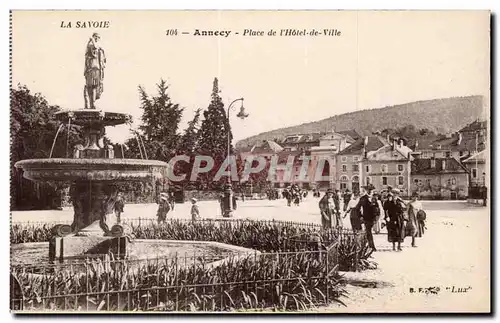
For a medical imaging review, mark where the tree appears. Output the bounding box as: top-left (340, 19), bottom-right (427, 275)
top-left (173, 108), bottom-right (202, 187)
top-left (11, 85), bottom-right (80, 210)
top-left (125, 79), bottom-right (184, 161)
top-left (177, 108), bottom-right (202, 155)
top-left (196, 78), bottom-right (234, 188)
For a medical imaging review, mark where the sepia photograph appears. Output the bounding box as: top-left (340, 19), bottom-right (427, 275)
top-left (9, 10), bottom-right (490, 313)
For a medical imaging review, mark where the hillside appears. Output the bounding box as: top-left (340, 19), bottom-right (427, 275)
top-left (236, 95), bottom-right (486, 148)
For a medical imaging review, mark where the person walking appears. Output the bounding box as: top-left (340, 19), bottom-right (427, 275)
top-left (343, 191), bottom-right (361, 232)
top-left (383, 190), bottom-right (405, 251)
top-left (343, 189), bottom-right (352, 212)
top-left (372, 191), bottom-right (384, 234)
top-left (319, 189), bottom-right (341, 229)
top-left (168, 191), bottom-right (175, 211)
top-left (355, 184), bottom-right (378, 251)
top-left (190, 198), bottom-right (200, 221)
top-left (409, 193), bottom-right (426, 238)
top-left (156, 192), bottom-right (170, 224)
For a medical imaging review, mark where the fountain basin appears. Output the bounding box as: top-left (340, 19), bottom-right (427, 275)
top-left (55, 110), bottom-right (132, 127)
top-left (15, 158), bottom-right (169, 182)
top-left (11, 240), bottom-right (256, 268)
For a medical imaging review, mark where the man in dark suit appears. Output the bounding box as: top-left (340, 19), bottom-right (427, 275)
top-left (355, 184), bottom-right (378, 251)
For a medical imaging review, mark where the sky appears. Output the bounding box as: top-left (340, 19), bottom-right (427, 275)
top-left (11, 10), bottom-right (490, 143)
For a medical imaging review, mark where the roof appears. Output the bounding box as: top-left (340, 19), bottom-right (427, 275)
top-left (250, 140), bottom-right (283, 154)
top-left (411, 158), bottom-right (469, 175)
top-left (459, 120), bottom-right (487, 133)
top-left (338, 136), bottom-right (386, 155)
top-left (416, 133), bottom-right (486, 152)
top-left (462, 150), bottom-right (486, 164)
top-left (297, 133), bottom-right (322, 144)
top-left (337, 130), bottom-right (361, 141)
top-left (277, 150), bottom-right (307, 165)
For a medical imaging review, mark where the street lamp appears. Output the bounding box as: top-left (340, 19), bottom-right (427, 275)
top-left (226, 98), bottom-right (247, 185)
top-left (223, 97), bottom-right (247, 218)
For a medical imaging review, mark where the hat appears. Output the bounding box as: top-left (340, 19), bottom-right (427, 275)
top-left (160, 196), bottom-right (168, 201)
top-left (345, 188), bottom-right (350, 192)
top-left (392, 188), bottom-right (401, 194)
top-left (191, 197), bottom-right (197, 202)
top-left (363, 184), bottom-right (375, 191)
top-left (326, 188), bottom-right (334, 194)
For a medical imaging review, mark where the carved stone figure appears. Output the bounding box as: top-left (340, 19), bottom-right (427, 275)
top-left (84, 33), bottom-right (106, 109)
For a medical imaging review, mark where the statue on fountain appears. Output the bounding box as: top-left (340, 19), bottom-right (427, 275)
top-left (84, 32), bottom-right (106, 109)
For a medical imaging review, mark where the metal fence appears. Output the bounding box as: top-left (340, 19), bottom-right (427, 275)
top-left (11, 217), bottom-right (323, 229)
top-left (11, 244), bottom-right (341, 312)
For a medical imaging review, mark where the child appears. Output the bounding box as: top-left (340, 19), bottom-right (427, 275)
top-left (191, 198), bottom-right (200, 221)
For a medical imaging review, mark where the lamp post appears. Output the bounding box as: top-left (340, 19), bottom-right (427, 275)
top-left (223, 97), bottom-right (248, 217)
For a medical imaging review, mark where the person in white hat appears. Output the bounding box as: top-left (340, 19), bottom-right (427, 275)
top-left (156, 192), bottom-right (170, 224)
top-left (190, 197), bottom-right (200, 221)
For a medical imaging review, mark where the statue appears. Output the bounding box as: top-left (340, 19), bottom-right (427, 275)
top-left (84, 33), bottom-right (106, 109)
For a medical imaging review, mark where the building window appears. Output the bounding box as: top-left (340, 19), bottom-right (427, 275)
top-left (451, 177), bottom-right (457, 185)
top-left (472, 168), bottom-right (478, 179)
top-left (398, 164), bottom-right (404, 172)
top-left (341, 156), bottom-right (347, 162)
top-left (340, 175), bottom-right (349, 182)
top-left (340, 182), bottom-right (347, 190)
top-left (342, 164), bottom-right (347, 172)
top-left (398, 176), bottom-right (404, 185)
top-left (353, 156), bottom-right (359, 162)
top-left (365, 165), bottom-right (371, 173)
top-left (381, 164), bottom-right (388, 173)
top-left (352, 175), bottom-right (359, 182)
top-left (414, 178), bottom-right (419, 184)
top-left (446, 151), bottom-right (451, 158)
top-left (382, 176), bottom-right (388, 185)
top-left (352, 164), bottom-right (359, 172)
top-left (366, 176), bottom-right (372, 185)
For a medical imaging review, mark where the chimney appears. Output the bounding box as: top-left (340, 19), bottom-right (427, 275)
top-left (386, 134), bottom-right (390, 143)
top-left (457, 132), bottom-right (463, 145)
top-left (399, 138), bottom-right (404, 148)
top-left (415, 140), bottom-right (419, 150)
top-left (442, 160), bottom-right (446, 170)
top-left (430, 158), bottom-right (436, 168)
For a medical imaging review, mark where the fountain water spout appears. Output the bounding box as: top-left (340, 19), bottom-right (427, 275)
top-left (49, 124), bottom-right (65, 158)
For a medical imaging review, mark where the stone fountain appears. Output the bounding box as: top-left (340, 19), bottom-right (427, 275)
top-left (13, 33), bottom-right (256, 268)
top-left (14, 33), bottom-right (169, 261)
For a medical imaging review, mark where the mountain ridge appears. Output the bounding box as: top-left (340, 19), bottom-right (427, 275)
top-left (236, 95), bottom-right (486, 148)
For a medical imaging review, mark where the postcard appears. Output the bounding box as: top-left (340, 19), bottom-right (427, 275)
top-left (10, 10), bottom-right (490, 313)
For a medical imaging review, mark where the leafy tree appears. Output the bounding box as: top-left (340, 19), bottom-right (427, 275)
top-left (196, 78), bottom-right (234, 188)
top-left (11, 85), bottom-right (80, 210)
top-left (125, 79), bottom-right (184, 161)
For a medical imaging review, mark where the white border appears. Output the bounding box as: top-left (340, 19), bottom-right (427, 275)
top-left (2, 1), bottom-right (497, 322)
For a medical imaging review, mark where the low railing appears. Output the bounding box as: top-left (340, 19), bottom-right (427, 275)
top-left (11, 245), bottom-right (343, 312)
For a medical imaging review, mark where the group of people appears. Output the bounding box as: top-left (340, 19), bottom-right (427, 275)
top-left (319, 185), bottom-right (427, 252)
top-left (283, 184), bottom-right (305, 207)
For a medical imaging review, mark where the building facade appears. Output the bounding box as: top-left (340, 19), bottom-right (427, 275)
top-left (411, 157), bottom-right (470, 199)
top-left (362, 140), bottom-right (413, 196)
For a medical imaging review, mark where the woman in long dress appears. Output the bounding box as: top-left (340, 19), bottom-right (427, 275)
top-left (383, 192), bottom-right (405, 251)
top-left (409, 194), bottom-right (426, 237)
top-left (319, 189), bottom-right (341, 229)
top-left (343, 192), bottom-right (361, 232)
